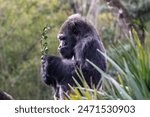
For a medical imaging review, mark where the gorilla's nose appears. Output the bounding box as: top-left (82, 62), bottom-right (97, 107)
top-left (58, 41), bottom-right (63, 51)
top-left (57, 34), bottom-right (65, 40)
top-left (58, 44), bottom-right (61, 50)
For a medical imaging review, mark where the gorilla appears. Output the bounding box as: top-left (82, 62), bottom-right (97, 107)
top-left (0, 90), bottom-right (13, 100)
top-left (41, 14), bottom-right (106, 99)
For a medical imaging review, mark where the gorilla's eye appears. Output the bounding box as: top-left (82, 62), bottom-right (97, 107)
top-left (57, 34), bottom-right (66, 40)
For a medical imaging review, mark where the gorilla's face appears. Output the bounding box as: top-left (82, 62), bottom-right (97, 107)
top-left (57, 33), bottom-right (76, 59)
top-left (57, 14), bottom-right (93, 59)
top-left (57, 21), bottom-right (78, 59)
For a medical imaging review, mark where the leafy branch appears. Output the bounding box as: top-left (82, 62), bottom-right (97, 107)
top-left (40, 25), bottom-right (54, 55)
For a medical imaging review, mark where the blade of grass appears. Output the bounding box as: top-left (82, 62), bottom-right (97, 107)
top-left (87, 59), bottom-right (132, 100)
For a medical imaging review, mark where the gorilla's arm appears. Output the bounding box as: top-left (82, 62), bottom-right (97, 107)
top-left (75, 37), bottom-right (106, 71)
top-left (41, 55), bottom-right (76, 86)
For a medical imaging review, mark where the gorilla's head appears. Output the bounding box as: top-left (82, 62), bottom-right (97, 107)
top-left (57, 14), bottom-right (94, 59)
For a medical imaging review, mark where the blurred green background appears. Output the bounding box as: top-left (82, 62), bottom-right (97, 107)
top-left (0, 0), bottom-right (150, 99)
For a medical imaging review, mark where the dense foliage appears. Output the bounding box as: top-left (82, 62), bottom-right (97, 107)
top-left (0, 0), bottom-right (71, 99)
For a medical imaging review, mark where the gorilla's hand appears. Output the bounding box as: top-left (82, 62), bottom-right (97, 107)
top-left (41, 55), bottom-right (62, 85)
top-left (41, 55), bottom-right (48, 83)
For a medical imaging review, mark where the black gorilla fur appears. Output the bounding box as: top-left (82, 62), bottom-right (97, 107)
top-left (0, 90), bottom-right (13, 100)
top-left (41, 14), bottom-right (106, 99)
